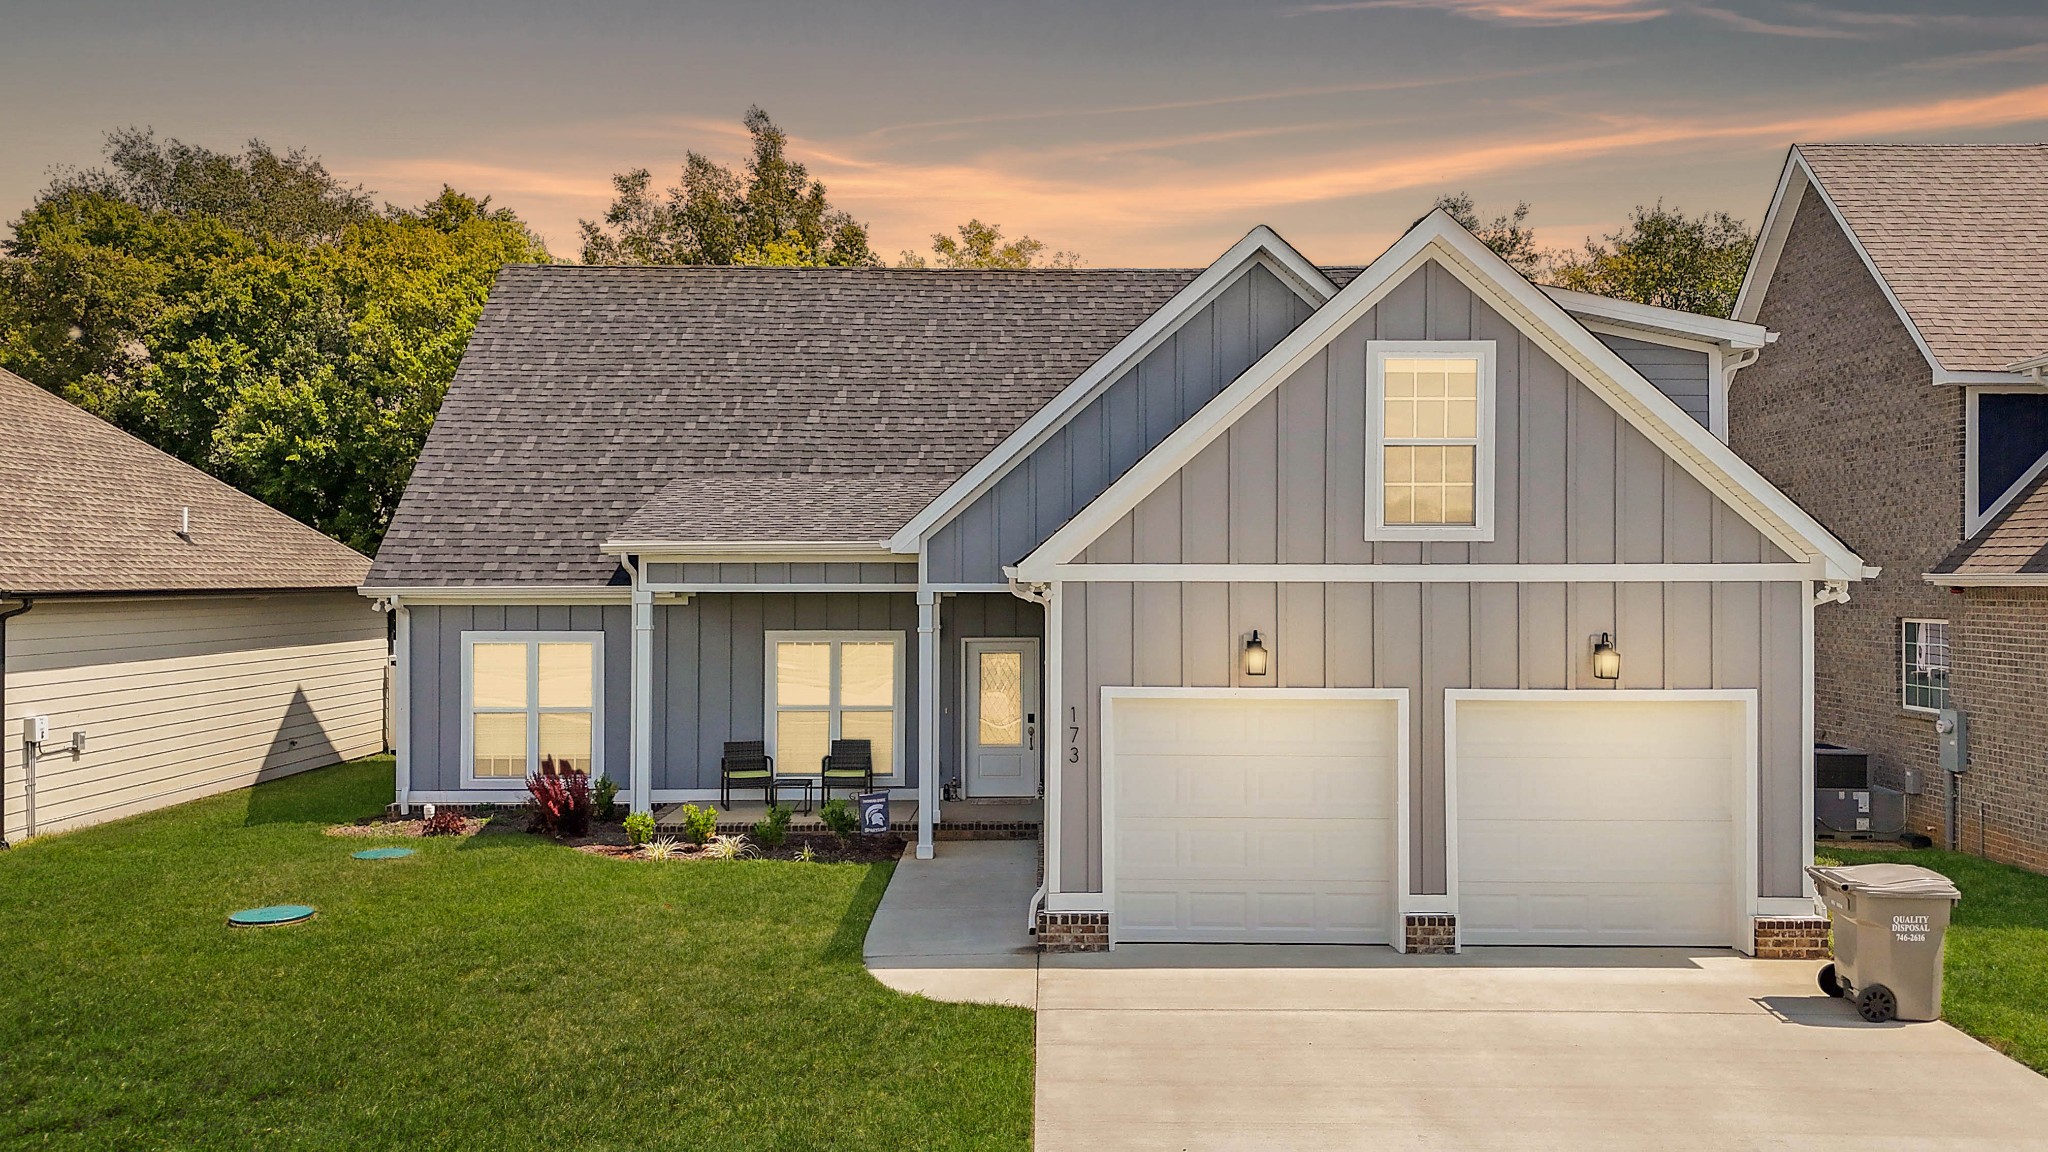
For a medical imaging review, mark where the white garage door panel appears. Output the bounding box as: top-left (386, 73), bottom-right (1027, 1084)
top-left (1456, 699), bottom-right (1744, 947)
top-left (1110, 696), bottom-right (1399, 945)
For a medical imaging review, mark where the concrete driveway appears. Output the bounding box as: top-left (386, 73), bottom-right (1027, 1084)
top-left (1038, 945), bottom-right (2048, 1151)
top-left (863, 847), bottom-right (2048, 1150)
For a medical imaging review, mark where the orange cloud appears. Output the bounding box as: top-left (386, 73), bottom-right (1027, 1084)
top-left (1292, 0), bottom-right (1668, 25)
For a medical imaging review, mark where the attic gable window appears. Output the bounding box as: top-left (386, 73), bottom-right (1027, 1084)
top-left (1366, 341), bottom-right (1496, 541)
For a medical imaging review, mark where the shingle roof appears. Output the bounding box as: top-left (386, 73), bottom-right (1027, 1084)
top-left (0, 369), bottom-right (371, 596)
top-left (1800, 144), bottom-right (2048, 372)
top-left (365, 266), bottom-right (1205, 588)
top-left (1933, 469), bottom-right (2048, 578)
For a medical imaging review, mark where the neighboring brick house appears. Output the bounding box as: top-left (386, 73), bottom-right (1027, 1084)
top-left (1730, 144), bottom-right (2048, 871)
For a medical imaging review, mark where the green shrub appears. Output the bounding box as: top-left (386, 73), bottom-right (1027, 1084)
top-left (754, 804), bottom-right (792, 849)
top-left (819, 797), bottom-right (859, 840)
top-left (622, 810), bottom-right (655, 846)
top-left (592, 774), bottom-right (620, 822)
top-left (678, 803), bottom-right (719, 846)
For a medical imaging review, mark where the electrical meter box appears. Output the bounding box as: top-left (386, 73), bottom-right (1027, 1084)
top-left (1937, 709), bottom-right (1968, 774)
top-left (22, 715), bottom-right (49, 745)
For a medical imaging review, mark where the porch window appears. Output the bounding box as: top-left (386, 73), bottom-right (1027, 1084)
top-left (463, 633), bottom-right (604, 786)
top-left (1902, 620), bottom-right (1951, 713)
top-left (767, 632), bottom-right (903, 777)
top-left (1367, 340), bottom-right (1496, 541)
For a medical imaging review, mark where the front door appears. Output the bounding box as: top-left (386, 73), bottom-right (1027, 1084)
top-left (964, 638), bottom-right (1041, 798)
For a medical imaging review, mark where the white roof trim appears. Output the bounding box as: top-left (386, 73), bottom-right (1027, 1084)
top-left (1015, 210), bottom-right (1871, 584)
top-left (1543, 285), bottom-right (1772, 350)
top-left (882, 225), bottom-right (1338, 554)
top-left (1924, 572), bottom-right (2048, 588)
top-left (1736, 147), bottom-right (1946, 377)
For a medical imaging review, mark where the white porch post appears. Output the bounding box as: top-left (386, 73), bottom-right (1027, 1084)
top-left (631, 584), bottom-right (655, 815)
top-left (917, 589), bottom-right (939, 859)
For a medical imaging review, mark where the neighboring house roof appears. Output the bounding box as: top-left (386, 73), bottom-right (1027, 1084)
top-left (1931, 468), bottom-right (2048, 584)
top-left (0, 368), bottom-right (371, 597)
top-left (366, 266), bottom-right (1206, 587)
top-left (1017, 210), bottom-right (1872, 584)
top-left (1738, 144), bottom-right (2048, 377)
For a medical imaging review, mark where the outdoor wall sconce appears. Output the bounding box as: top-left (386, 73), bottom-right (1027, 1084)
top-left (1244, 630), bottom-right (1270, 677)
top-left (1591, 632), bottom-right (1621, 681)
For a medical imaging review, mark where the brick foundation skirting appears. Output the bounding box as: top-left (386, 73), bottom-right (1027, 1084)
top-left (1038, 911), bottom-right (1110, 953)
top-left (1404, 913), bottom-right (1457, 954)
top-left (1753, 916), bottom-right (1832, 960)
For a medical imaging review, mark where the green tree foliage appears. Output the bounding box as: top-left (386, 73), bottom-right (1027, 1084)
top-left (580, 107), bottom-right (876, 267)
top-left (898, 219), bottom-right (1080, 270)
top-left (1432, 192), bottom-right (1540, 276)
top-left (1548, 203), bottom-right (1755, 319)
top-left (0, 132), bottom-right (550, 552)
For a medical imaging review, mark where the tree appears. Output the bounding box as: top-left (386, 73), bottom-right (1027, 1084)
top-left (898, 219), bottom-right (1080, 269)
top-left (0, 130), bottom-right (550, 552)
top-left (1547, 203), bottom-right (1755, 318)
top-left (1432, 192), bottom-right (1540, 276)
top-left (579, 107), bottom-right (876, 267)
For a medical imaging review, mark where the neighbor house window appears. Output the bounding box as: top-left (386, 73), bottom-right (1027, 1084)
top-left (1367, 340), bottom-right (1496, 541)
top-left (463, 633), bottom-right (603, 786)
top-left (766, 632), bottom-right (903, 777)
top-left (1902, 620), bottom-right (1951, 713)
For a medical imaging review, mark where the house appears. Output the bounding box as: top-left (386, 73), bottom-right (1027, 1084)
top-left (367, 211), bottom-right (1868, 954)
top-left (1731, 143), bottom-right (2048, 873)
top-left (0, 369), bottom-right (387, 843)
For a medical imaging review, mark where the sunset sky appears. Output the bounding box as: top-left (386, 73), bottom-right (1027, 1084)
top-left (6, 0), bottom-right (2048, 266)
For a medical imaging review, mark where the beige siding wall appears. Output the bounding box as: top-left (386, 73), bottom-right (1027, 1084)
top-left (1054, 258), bottom-right (1814, 901)
top-left (2, 591), bottom-right (385, 840)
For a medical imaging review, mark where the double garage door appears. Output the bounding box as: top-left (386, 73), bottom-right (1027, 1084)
top-left (1109, 692), bottom-right (1745, 947)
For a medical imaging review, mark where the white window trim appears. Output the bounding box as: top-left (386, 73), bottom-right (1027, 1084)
top-left (1366, 339), bottom-right (1497, 542)
top-left (1964, 384), bottom-right (2048, 537)
top-left (1900, 618), bottom-right (1951, 716)
top-left (460, 631), bottom-right (606, 790)
top-left (763, 630), bottom-right (908, 781)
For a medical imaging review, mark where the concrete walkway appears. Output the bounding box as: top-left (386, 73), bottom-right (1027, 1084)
top-left (861, 840), bottom-right (1038, 1008)
top-left (862, 856), bottom-right (2048, 1149)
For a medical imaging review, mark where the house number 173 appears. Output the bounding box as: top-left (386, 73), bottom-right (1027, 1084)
top-left (1066, 706), bottom-right (1081, 763)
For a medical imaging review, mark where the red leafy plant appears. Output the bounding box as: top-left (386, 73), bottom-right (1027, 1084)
top-left (526, 757), bottom-right (591, 838)
top-left (420, 807), bottom-right (468, 837)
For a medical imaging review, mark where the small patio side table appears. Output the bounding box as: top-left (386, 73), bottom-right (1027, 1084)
top-left (771, 776), bottom-right (815, 815)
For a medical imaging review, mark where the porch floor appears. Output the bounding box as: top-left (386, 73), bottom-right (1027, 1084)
top-left (654, 796), bottom-right (1040, 837)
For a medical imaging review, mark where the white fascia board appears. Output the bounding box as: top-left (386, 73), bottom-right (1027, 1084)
top-left (1739, 149), bottom-right (1947, 381)
top-left (1924, 571), bottom-right (2048, 588)
top-left (882, 226), bottom-right (1338, 555)
top-left (600, 540), bottom-right (891, 558)
top-left (1015, 211), bottom-right (1871, 584)
top-left (2004, 352), bottom-right (2048, 375)
top-left (1544, 286), bottom-right (1771, 350)
top-left (361, 585), bottom-right (633, 604)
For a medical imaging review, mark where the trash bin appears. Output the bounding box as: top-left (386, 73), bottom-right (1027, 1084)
top-left (1806, 863), bottom-right (1961, 1023)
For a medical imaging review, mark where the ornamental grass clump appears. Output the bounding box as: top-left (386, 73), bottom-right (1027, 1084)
top-left (642, 837), bottom-right (685, 860)
top-left (701, 834), bottom-right (759, 861)
top-left (525, 759), bottom-right (591, 838)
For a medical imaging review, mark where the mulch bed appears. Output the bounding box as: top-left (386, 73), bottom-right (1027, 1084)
top-left (324, 816), bottom-right (497, 839)
top-left (575, 831), bottom-right (906, 864)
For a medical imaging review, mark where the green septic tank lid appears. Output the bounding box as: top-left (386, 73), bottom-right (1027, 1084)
top-left (351, 847), bottom-right (415, 860)
top-left (228, 904), bottom-right (317, 927)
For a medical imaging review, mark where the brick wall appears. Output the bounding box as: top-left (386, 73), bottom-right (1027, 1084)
top-left (1952, 588), bottom-right (2048, 871)
top-left (1753, 916), bottom-right (1831, 960)
top-left (1729, 186), bottom-right (1960, 841)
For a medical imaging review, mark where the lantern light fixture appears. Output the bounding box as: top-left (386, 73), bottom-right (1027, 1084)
top-left (1591, 632), bottom-right (1621, 681)
top-left (1244, 630), bottom-right (1270, 677)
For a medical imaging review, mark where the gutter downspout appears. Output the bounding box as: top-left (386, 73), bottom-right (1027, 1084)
top-left (0, 594), bottom-right (34, 849)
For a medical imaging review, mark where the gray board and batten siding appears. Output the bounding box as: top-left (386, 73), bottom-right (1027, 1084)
top-left (1054, 259), bottom-right (1806, 899)
top-left (406, 592), bottom-right (1040, 793)
top-left (926, 263), bottom-right (1317, 585)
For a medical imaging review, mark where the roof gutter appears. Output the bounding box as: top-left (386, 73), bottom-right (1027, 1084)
top-left (1923, 572), bottom-right (2048, 588)
top-left (0, 593), bottom-right (34, 848)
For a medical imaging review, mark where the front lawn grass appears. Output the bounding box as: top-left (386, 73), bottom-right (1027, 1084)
top-left (0, 757), bottom-right (1033, 1150)
top-left (1818, 844), bottom-right (2048, 1074)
